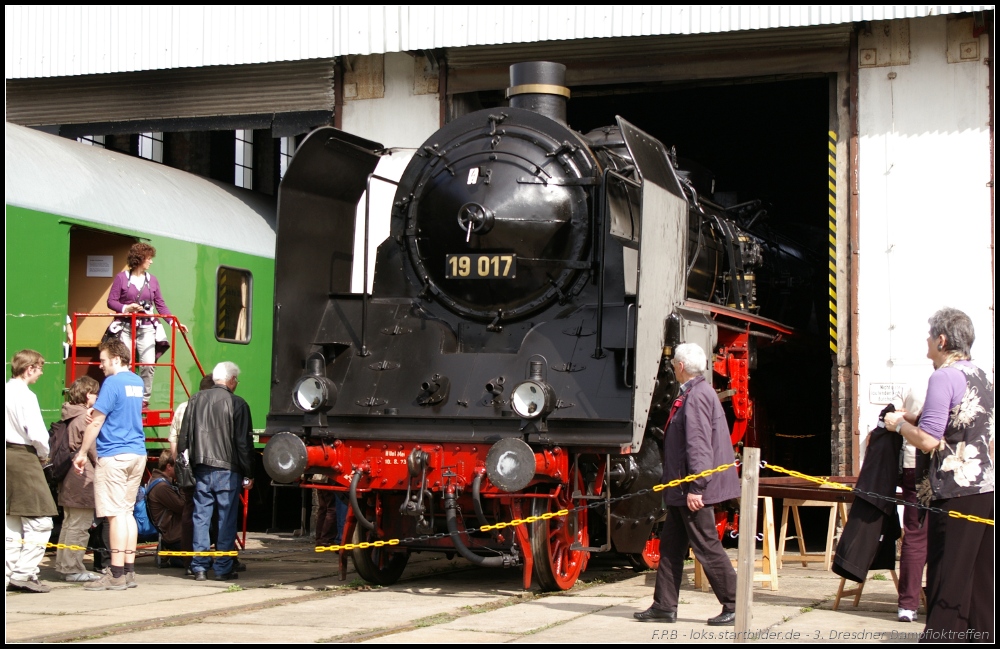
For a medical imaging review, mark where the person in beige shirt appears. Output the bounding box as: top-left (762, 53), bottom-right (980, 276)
top-left (5, 349), bottom-right (58, 593)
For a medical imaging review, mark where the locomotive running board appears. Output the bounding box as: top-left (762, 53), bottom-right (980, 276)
top-left (616, 117), bottom-right (689, 454)
top-left (683, 298), bottom-right (795, 337)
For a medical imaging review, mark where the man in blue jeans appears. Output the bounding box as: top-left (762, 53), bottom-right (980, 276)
top-left (178, 362), bottom-right (254, 581)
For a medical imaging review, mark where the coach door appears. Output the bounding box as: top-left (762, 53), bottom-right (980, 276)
top-left (65, 226), bottom-right (136, 385)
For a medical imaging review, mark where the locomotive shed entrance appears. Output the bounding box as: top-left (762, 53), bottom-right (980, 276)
top-left (568, 77), bottom-right (834, 477)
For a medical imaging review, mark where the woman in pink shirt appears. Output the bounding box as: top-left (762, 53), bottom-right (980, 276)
top-left (107, 242), bottom-right (187, 406)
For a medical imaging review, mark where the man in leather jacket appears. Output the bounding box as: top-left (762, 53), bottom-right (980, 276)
top-left (178, 361), bottom-right (254, 581)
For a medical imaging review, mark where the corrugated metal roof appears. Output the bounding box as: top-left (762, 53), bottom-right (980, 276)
top-left (5, 5), bottom-right (993, 79)
top-left (4, 123), bottom-right (276, 258)
top-left (6, 58), bottom-right (335, 127)
top-left (445, 23), bottom-right (854, 93)
top-left (446, 22), bottom-right (854, 67)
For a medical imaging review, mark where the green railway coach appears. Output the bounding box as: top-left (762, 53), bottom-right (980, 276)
top-left (4, 122), bottom-right (276, 460)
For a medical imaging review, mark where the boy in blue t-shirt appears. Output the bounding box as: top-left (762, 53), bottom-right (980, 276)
top-left (72, 339), bottom-right (147, 591)
top-left (92, 364), bottom-right (146, 457)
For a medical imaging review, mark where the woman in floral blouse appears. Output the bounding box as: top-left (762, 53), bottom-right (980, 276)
top-left (884, 308), bottom-right (993, 642)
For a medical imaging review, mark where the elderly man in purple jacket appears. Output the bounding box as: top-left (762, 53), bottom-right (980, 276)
top-left (634, 342), bottom-right (741, 627)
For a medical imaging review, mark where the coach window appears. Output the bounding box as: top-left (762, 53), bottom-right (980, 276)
top-left (235, 129), bottom-right (253, 189)
top-left (279, 136), bottom-right (297, 180)
top-left (77, 135), bottom-right (106, 148)
top-left (216, 267), bottom-right (252, 344)
top-left (138, 132), bottom-right (164, 163)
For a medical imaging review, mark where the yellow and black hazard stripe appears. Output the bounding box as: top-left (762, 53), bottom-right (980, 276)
top-left (217, 267), bottom-right (227, 339)
top-left (827, 131), bottom-right (837, 354)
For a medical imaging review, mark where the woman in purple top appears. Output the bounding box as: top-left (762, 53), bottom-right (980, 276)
top-left (107, 242), bottom-right (188, 406)
top-left (883, 307), bottom-right (993, 643)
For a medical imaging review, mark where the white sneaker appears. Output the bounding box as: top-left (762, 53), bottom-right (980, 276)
top-left (64, 572), bottom-right (102, 582)
top-left (898, 608), bottom-right (917, 623)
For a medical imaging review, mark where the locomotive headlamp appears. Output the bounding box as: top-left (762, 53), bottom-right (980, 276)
top-left (293, 376), bottom-right (336, 412)
top-left (292, 353), bottom-right (337, 412)
top-left (511, 381), bottom-right (554, 419)
top-left (510, 361), bottom-right (556, 420)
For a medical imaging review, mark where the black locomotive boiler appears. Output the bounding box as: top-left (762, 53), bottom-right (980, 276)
top-left (262, 61), bottom-right (812, 590)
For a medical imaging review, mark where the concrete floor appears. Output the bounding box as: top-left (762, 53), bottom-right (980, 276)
top-left (5, 533), bottom-right (928, 644)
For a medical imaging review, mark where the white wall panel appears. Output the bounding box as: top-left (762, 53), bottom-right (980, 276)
top-left (350, 151), bottom-right (415, 295)
top-left (340, 51), bottom-right (435, 294)
top-left (856, 14), bottom-right (993, 462)
top-left (368, 6), bottom-right (384, 57)
top-left (341, 52), bottom-right (438, 149)
top-left (5, 5), bottom-right (993, 79)
top-left (397, 5), bottom-right (411, 53)
top-left (384, 6), bottom-right (401, 53)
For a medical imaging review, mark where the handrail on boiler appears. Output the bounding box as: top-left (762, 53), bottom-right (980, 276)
top-left (360, 173), bottom-right (399, 357)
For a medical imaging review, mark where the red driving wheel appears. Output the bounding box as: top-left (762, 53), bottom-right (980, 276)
top-left (530, 466), bottom-right (589, 591)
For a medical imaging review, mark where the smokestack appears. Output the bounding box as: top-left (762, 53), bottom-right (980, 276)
top-left (507, 61), bottom-right (570, 124)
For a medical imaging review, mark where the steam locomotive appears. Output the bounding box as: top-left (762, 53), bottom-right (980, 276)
top-left (262, 62), bottom-right (813, 590)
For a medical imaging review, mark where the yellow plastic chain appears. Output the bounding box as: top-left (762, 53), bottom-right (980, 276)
top-left (313, 462), bottom-right (739, 552)
top-left (157, 550), bottom-right (240, 557)
top-left (766, 462), bottom-right (994, 526)
top-left (3, 539), bottom-right (245, 557)
top-left (651, 462), bottom-right (737, 492)
top-left (314, 539), bottom-right (401, 553)
top-left (946, 511), bottom-right (995, 526)
top-left (19, 460), bottom-right (991, 559)
top-left (763, 462), bottom-right (853, 491)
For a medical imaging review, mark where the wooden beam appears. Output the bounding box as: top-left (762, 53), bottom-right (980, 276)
top-left (735, 447), bottom-right (760, 641)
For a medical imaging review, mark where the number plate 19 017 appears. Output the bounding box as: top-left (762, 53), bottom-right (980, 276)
top-left (445, 254), bottom-right (516, 279)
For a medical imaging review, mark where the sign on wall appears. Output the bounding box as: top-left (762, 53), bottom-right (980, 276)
top-left (86, 255), bottom-right (114, 277)
top-left (869, 383), bottom-right (908, 405)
